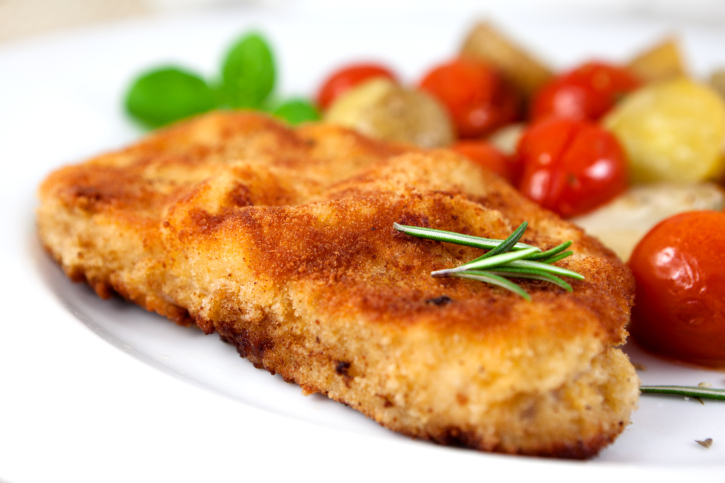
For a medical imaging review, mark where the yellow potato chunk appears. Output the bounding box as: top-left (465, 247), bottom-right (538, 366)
top-left (603, 78), bottom-right (725, 183)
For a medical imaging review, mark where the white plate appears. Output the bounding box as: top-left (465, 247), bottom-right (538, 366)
top-left (2, 3), bottom-right (724, 482)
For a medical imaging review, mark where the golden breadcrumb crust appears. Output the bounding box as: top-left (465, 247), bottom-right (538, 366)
top-left (37, 111), bottom-right (639, 458)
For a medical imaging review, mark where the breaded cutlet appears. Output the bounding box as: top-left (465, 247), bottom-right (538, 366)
top-left (37, 111), bottom-right (639, 458)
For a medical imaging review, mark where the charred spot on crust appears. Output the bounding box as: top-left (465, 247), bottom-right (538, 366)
top-left (376, 393), bottom-right (394, 408)
top-left (228, 182), bottom-right (254, 207)
top-left (335, 360), bottom-right (352, 377)
top-left (433, 427), bottom-right (481, 449)
top-left (426, 295), bottom-right (453, 306)
top-left (220, 327), bottom-right (275, 365)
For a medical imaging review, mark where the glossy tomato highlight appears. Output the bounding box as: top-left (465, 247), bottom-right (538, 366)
top-left (419, 58), bottom-right (520, 138)
top-left (531, 61), bottom-right (640, 122)
top-left (316, 63), bottom-right (397, 110)
top-left (516, 117), bottom-right (628, 218)
top-left (629, 211), bottom-right (725, 367)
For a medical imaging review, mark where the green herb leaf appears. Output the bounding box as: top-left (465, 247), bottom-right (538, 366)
top-left (221, 32), bottom-right (276, 108)
top-left (640, 385), bottom-right (725, 401)
top-left (273, 99), bottom-right (321, 125)
top-left (125, 66), bottom-right (216, 128)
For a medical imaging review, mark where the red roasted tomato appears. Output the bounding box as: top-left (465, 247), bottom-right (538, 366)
top-left (628, 211), bottom-right (725, 367)
top-left (316, 62), bottom-right (397, 110)
top-left (418, 57), bottom-right (520, 138)
top-left (531, 61), bottom-right (641, 121)
top-left (451, 140), bottom-right (518, 183)
top-left (516, 117), bottom-right (628, 218)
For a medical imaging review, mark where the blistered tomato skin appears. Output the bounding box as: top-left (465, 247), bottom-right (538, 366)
top-left (516, 117), bottom-right (628, 218)
top-left (629, 211), bottom-right (725, 368)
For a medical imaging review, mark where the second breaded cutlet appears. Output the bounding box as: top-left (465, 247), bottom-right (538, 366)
top-left (37, 111), bottom-right (639, 458)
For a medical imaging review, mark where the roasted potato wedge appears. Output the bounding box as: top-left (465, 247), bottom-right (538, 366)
top-left (460, 21), bottom-right (553, 98)
top-left (709, 69), bottom-right (725, 100)
top-left (324, 78), bottom-right (454, 148)
top-left (626, 37), bottom-right (687, 83)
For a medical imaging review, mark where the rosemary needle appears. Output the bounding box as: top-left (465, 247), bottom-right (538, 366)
top-left (447, 270), bottom-right (532, 301)
top-left (640, 385), bottom-right (725, 401)
top-left (523, 241), bottom-right (573, 261)
top-left (539, 250), bottom-right (575, 265)
top-left (392, 223), bottom-right (537, 251)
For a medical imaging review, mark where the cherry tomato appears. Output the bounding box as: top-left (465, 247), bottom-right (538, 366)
top-left (418, 58), bottom-right (520, 138)
top-left (451, 140), bottom-right (518, 183)
top-left (628, 211), bottom-right (725, 367)
top-left (531, 61), bottom-right (641, 122)
top-left (316, 63), bottom-right (397, 110)
top-left (516, 117), bottom-right (628, 218)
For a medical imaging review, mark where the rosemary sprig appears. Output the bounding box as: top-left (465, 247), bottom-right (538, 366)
top-left (394, 221), bottom-right (584, 299)
top-left (640, 385), bottom-right (725, 401)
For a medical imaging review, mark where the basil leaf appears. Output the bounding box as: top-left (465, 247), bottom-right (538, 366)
top-left (273, 99), bottom-right (320, 125)
top-left (125, 66), bottom-right (216, 128)
top-left (221, 32), bottom-right (276, 108)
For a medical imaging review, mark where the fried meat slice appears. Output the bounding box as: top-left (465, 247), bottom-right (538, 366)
top-left (37, 111), bottom-right (639, 458)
